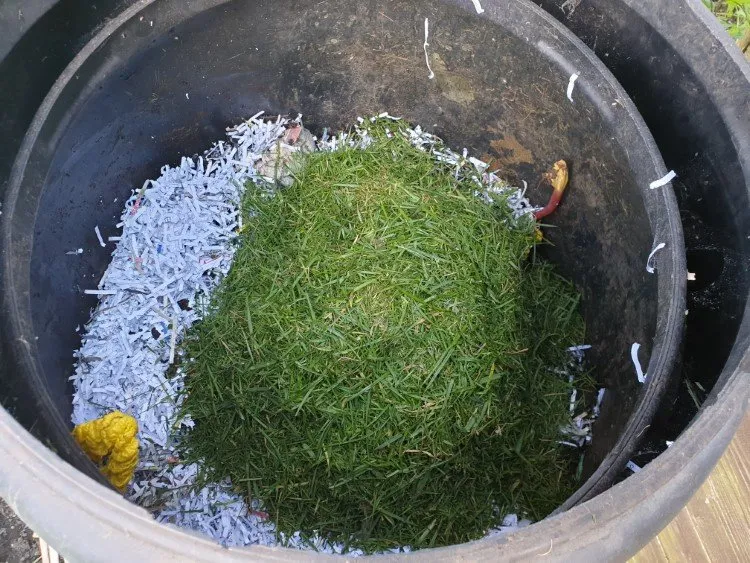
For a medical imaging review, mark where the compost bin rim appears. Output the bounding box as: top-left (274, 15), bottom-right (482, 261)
top-left (0, 0), bottom-right (692, 558)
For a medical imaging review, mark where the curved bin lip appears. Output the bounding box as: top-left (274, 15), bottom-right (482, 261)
top-left (0, 0), bottom-right (712, 560)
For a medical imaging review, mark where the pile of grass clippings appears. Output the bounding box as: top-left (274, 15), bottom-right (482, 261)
top-left (178, 120), bottom-right (586, 552)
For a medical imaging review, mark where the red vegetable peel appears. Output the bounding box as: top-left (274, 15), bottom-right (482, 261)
top-left (534, 160), bottom-right (569, 220)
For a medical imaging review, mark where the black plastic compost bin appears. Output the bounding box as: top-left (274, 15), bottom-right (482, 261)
top-left (0, 0), bottom-right (742, 560)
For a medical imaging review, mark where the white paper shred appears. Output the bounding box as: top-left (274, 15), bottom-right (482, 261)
top-left (626, 460), bottom-right (642, 473)
top-left (69, 113), bottom-right (568, 553)
top-left (566, 73), bottom-right (579, 102)
top-left (94, 225), bottom-right (106, 248)
top-left (593, 388), bottom-right (605, 417)
top-left (84, 289), bottom-right (117, 296)
top-left (423, 18), bottom-right (435, 80)
top-left (631, 342), bottom-right (647, 384)
top-left (646, 242), bottom-right (666, 274)
top-left (470, 0), bottom-right (485, 14)
top-left (168, 318), bottom-right (177, 364)
top-left (649, 170), bottom-right (677, 190)
top-left (569, 388), bottom-right (577, 415)
top-left (486, 512), bottom-right (532, 538)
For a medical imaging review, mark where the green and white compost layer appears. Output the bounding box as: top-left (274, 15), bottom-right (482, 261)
top-left (71, 114), bottom-right (598, 555)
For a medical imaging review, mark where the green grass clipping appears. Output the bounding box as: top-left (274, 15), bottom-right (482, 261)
top-left (178, 121), bottom-right (587, 552)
